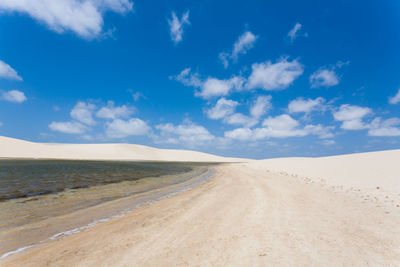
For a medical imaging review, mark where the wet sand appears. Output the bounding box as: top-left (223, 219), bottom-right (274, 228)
top-left (0, 166), bottom-right (213, 258)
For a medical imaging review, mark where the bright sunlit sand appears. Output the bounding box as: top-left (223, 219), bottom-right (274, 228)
top-left (0, 137), bottom-right (399, 266)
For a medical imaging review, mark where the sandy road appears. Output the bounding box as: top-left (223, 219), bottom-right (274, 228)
top-left (2, 162), bottom-right (400, 266)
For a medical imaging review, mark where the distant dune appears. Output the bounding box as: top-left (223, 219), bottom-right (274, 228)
top-left (251, 149), bottom-right (400, 192)
top-left (0, 136), bottom-right (246, 162)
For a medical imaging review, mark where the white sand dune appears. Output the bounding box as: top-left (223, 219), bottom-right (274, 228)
top-left (251, 149), bottom-right (400, 192)
top-left (1, 136), bottom-right (400, 266)
top-left (0, 136), bottom-right (245, 162)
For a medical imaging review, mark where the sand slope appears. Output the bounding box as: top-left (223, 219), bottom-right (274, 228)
top-left (251, 149), bottom-right (400, 191)
top-left (0, 136), bottom-right (245, 162)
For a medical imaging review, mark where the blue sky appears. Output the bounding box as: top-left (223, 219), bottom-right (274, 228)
top-left (0, 0), bottom-right (399, 159)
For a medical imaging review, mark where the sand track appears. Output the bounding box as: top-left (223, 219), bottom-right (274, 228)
top-left (2, 163), bottom-right (399, 266)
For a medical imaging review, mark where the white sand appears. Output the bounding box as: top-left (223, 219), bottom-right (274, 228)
top-left (0, 136), bottom-right (245, 162)
top-left (1, 136), bottom-right (400, 266)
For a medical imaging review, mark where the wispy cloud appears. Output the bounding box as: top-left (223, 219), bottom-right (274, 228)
top-left (0, 60), bottom-right (22, 81)
top-left (49, 121), bottom-right (88, 134)
top-left (168, 11), bottom-right (190, 44)
top-left (287, 22), bottom-right (306, 42)
top-left (389, 89), bottom-right (400, 104)
top-left (0, 0), bottom-right (133, 39)
top-left (219, 31), bottom-right (258, 68)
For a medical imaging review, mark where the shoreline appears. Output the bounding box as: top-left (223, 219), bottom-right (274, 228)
top-left (0, 166), bottom-right (215, 259)
top-left (2, 162), bottom-right (399, 266)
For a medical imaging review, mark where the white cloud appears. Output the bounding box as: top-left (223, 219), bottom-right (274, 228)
top-left (333, 104), bottom-right (372, 130)
top-left (218, 53), bottom-right (230, 69)
top-left (105, 118), bottom-right (150, 138)
top-left (0, 0), bottom-right (133, 39)
top-left (1, 90), bottom-right (27, 103)
top-left (287, 22), bottom-right (303, 42)
top-left (368, 117), bottom-right (400, 137)
top-left (288, 97), bottom-right (325, 114)
top-left (262, 114), bottom-right (298, 130)
top-left (70, 101), bottom-right (96, 125)
top-left (224, 127), bottom-right (253, 141)
top-left (224, 113), bottom-right (258, 127)
top-left (206, 98), bottom-right (238, 120)
top-left (155, 121), bottom-right (214, 145)
top-left (232, 31), bottom-right (258, 59)
top-left (389, 89), bottom-right (400, 104)
top-left (219, 31), bottom-right (258, 68)
top-left (171, 68), bottom-right (202, 87)
top-left (0, 122), bottom-right (3, 127)
top-left (49, 121), bottom-right (87, 134)
top-left (207, 97), bottom-right (268, 127)
top-left (173, 68), bottom-right (245, 99)
top-left (225, 114), bottom-right (334, 140)
top-left (250, 95), bottom-right (272, 118)
top-left (303, 124), bottom-right (334, 139)
top-left (96, 101), bottom-right (133, 119)
top-left (0, 60), bottom-right (22, 80)
top-left (168, 11), bottom-right (189, 44)
top-left (310, 69), bottom-right (339, 88)
top-left (173, 59), bottom-right (302, 98)
top-left (197, 76), bottom-right (245, 99)
top-left (321, 139), bottom-right (335, 146)
top-left (246, 58), bottom-right (304, 91)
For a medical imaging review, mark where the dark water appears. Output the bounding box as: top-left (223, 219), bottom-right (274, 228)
top-left (0, 159), bottom-right (216, 257)
top-left (0, 160), bottom-right (209, 201)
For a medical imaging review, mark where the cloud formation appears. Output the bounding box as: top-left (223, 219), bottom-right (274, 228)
top-left (155, 121), bottom-right (214, 145)
top-left (389, 89), bottom-right (400, 104)
top-left (310, 69), bottom-right (339, 88)
top-left (206, 95), bottom-right (271, 128)
top-left (96, 101), bottom-right (134, 119)
top-left (206, 98), bottom-right (238, 120)
top-left (1, 90), bottom-right (27, 103)
top-left (219, 31), bottom-right (258, 68)
top-left (172, 68), bottom-right (245, 99)
top-left (224, 114), bottom-right (333, 140)
top-left (246, 58), bottom-right (303, 91)
top-left (70, 101), bottom-right (96, 125)
top-left (288, 97), bottom-right (325, 114)
top-left (287, 22), bottom-right (304, 42)
top-left (49, 121), bottom-right (87, 134)
top-left (250, 95), bottom-right (272, 118)
top-left (333, 104), bottom-right (372, 130)
top-left (368, 118), bottom-right (400, 137)
top-left (105, 118), bottom-right (150, 138)
top-left (168, 11), bottom-right (190, 44)
top-left (0, 0), bottom-right (133, 39)
top-left (0, 60), bottom-right (22, 81)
